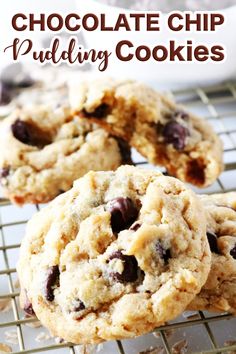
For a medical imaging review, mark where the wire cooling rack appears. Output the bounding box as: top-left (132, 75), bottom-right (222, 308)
top-left (1, 81), bottom-right (236, 354)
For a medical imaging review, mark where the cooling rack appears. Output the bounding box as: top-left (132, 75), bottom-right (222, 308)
top-left (0, 81), bottom-right (236, 354)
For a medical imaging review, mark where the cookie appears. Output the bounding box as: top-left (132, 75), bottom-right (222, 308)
top-left (18, 165), bottom-right (211, 343)
top-left (189, 192), bottom-right (236, 314)
top-left (0, 106), bottom-right (131, 205)
top-left (69, 77), bottom-right (223, 188)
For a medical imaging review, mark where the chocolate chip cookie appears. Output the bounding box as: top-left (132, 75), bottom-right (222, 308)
top-left (18, 165), bottom-right (211, 343)
top-left (189, 192), bottom-right (236, 314)
top-left (69, 77), bottom-right (223, 187)
top-left (0, 106), bottom-right (131, 205)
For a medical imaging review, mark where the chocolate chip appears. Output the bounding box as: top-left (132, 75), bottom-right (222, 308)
top-left (109, 251), bottom-right (138, 283)
top-left (207, 232), bottom-right (219, 254)
top-left (162, 121), bottom-right (189, 150)
top-left (0, 81), bottom-right (11, 105)
top-left (0, 167), bottom-right (10, 178)
top-left (107, 197), bottom-right (139, 233)
top-left (82, 103), bottom-right (110, 119)
top-left (230, 245), bottom-right (236, 259)
top-left (156, 241), bottom-right (171, 264)
top-left (11, 119), bottom-right (52, 148)
top-left (130, 223), bottom-right (141, 231)
top-left (44, 266), bottom-right (60, 302)
top-left (23, 290), bottom-right (35, 316)
top-left (187, 159), bottom-right (205, 185)
top-left (11, 119), bottom-right (31, 144)
top-left (24, 303), bottom-right (35, 316)
top-left (115, 138), bottom-right (133, 165)
top-left (163, 170), bottom-right (172, 177)
top-left (73, 300), bottom-right (85, 312)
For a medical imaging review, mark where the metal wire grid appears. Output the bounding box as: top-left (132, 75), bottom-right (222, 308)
top-left (0, 81), bottom-right (236, 354)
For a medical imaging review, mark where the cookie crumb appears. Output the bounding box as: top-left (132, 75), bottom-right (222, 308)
top-left (153, 331), bottom-right (160, 338)
top-left (14, 279), bottom-right (20, 290)
top-left (172, 340), bottom-right (188, 354)
top-left (0, 343), bottom-right (12, 353)
top-left (224, 340), bottom-right (236, 354)
top-left (54, 337), bottom-right (65, 344)
top-left (4, 330), bottom-right (18, 345)
top-left (75, 344), bottom-right (98, 354)
top-left (24, 316), bottom-right (42, 329)
top-left (0, 299), bottom-right (12, 313)
top-left (139, 346), bottom-right (165, 354)
top-left (35, 332), bottom-right (51, 343)
top-left (165, 328), bottom-right (175, 338)
top-left (182, 311), bottom-right (199, 320)
top-left (96, 344), bottom-right (103, 352)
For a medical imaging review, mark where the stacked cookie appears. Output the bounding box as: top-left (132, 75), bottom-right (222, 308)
top-left (17, 167), bottom-right (236, 344)
top-left (1, 74), bottom-right (235, 345)
top-left (18, 165), bottom-right (212, 343)
top-left (70, 77), bottom-right (223, 187)
top-left (190, 192), bottom-right (236, 314)
top-left (0, 75), bottom-right (131, 204)
top-left (0, 75), bottom-right (223, 204)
